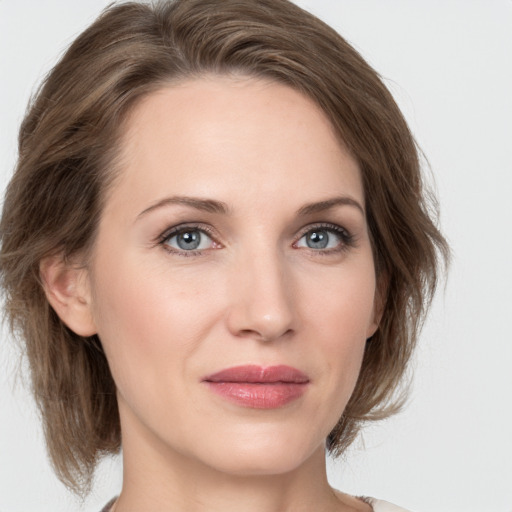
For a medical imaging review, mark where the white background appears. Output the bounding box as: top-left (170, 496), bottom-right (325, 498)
top-left (1, 1), bottom-right (511, 511)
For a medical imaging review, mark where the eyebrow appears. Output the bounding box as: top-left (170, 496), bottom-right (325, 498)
top-left (297, 196), bottom-right (365, 216)
top-left (137, 196), bottom-right (230, 219)
top-left (136, 194), bottom-right (364, 220)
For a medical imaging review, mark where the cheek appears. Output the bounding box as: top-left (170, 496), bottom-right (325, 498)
top-left (303, 256), bottom-right (376, 341)
top-left (302, 260), bottom-right (376, 402)
top-left (89, 253), bottom-right (220, 399)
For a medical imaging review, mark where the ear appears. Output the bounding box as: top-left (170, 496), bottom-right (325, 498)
top-left (366, 271), bottom-right (389, 339)
top-left (40, 254), bottom-right (97, 337)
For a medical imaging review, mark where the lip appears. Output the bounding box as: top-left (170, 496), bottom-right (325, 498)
top-left (202, 365), bottom-right (309, 409)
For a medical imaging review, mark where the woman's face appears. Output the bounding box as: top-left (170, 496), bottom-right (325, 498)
top-left (87, 76), bottom-right (379, 476)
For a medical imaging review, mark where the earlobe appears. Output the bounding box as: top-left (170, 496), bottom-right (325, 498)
top-left (366, 315), bottom-right (380, 340)
top-left (366, 299), bottom-right (383, 339)
top-left (39, 254), bottom-right (97, 337)
top-left (366, 272), bottom-right (389, 339)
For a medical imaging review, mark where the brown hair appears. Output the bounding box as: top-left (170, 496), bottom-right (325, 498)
top-left (0, 0), bottom-right (448, 494)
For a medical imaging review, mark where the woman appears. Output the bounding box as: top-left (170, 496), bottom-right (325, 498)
top-left (0, 1), bottom-right (447, 511)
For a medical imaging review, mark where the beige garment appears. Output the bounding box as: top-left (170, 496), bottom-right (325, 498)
top-left (368, 498), bottom-right (413, 512)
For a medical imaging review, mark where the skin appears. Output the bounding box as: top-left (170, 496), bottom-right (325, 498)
top-left (44, 76), bottom-right (377, 512)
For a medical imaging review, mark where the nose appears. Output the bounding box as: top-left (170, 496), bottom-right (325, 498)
top-left (225, 247), bottom-right (296, 342)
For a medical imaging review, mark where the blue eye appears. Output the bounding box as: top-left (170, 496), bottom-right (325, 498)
top-left (296, 226), bottom-right (349, 251)
top-left (164, 228), bottom-right (214, 252)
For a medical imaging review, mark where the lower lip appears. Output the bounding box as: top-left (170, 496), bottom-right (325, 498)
top-left (205, 382), bottom-right (308, 409)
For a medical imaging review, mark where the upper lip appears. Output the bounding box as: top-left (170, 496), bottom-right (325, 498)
top-left (203, 365), bottom-right (309, 384)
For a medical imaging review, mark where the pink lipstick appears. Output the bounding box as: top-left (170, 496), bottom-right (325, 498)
top-left (202, 365), bottom-right (309, 409)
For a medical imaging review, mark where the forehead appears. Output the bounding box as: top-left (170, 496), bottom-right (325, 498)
top-left (107, 75), bottom-right (363, 217)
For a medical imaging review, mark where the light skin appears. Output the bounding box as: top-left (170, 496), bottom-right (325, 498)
top-left (42, 76), bottom-right (378, 512)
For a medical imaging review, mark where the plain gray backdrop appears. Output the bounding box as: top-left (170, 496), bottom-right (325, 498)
top-left (1, 1), bottom-right (511, 511)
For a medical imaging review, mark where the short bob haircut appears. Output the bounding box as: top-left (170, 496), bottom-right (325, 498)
top-left (0, 0), bottom-right (448, 494)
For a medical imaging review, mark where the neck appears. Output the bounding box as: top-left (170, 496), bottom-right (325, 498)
top-left (113, 409), bottom-right (355, 512)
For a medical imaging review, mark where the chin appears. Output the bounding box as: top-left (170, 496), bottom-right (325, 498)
top-left (188, 427), bottom-right (325, 477)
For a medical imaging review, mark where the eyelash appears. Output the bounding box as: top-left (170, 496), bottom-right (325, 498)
top-left (157, 222), bottom-right (355, 257)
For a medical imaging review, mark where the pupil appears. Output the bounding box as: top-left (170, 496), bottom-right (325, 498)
top-left (177, 231), bottom-right (200, 250)
top-left (307, 230), bottom-right (328, 249)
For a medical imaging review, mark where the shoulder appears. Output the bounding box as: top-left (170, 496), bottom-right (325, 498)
top-left (100, 497), bottom-right (117, 512)
top-left (366, 497), bottom-right (414, 512)
top-left (333, 489), bottom-right (413, 512)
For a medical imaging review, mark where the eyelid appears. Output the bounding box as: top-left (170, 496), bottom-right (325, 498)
top-left (296, 222), bottom-right (350, 239)
top-left (157, 223), bottom-right (215, 243)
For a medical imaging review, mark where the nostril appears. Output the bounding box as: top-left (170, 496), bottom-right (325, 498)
top-left (237, 327), bottom-right (294, 343)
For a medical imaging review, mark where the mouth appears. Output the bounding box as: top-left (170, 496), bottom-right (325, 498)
top-left (202, 365), bottom-right (310, 409)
